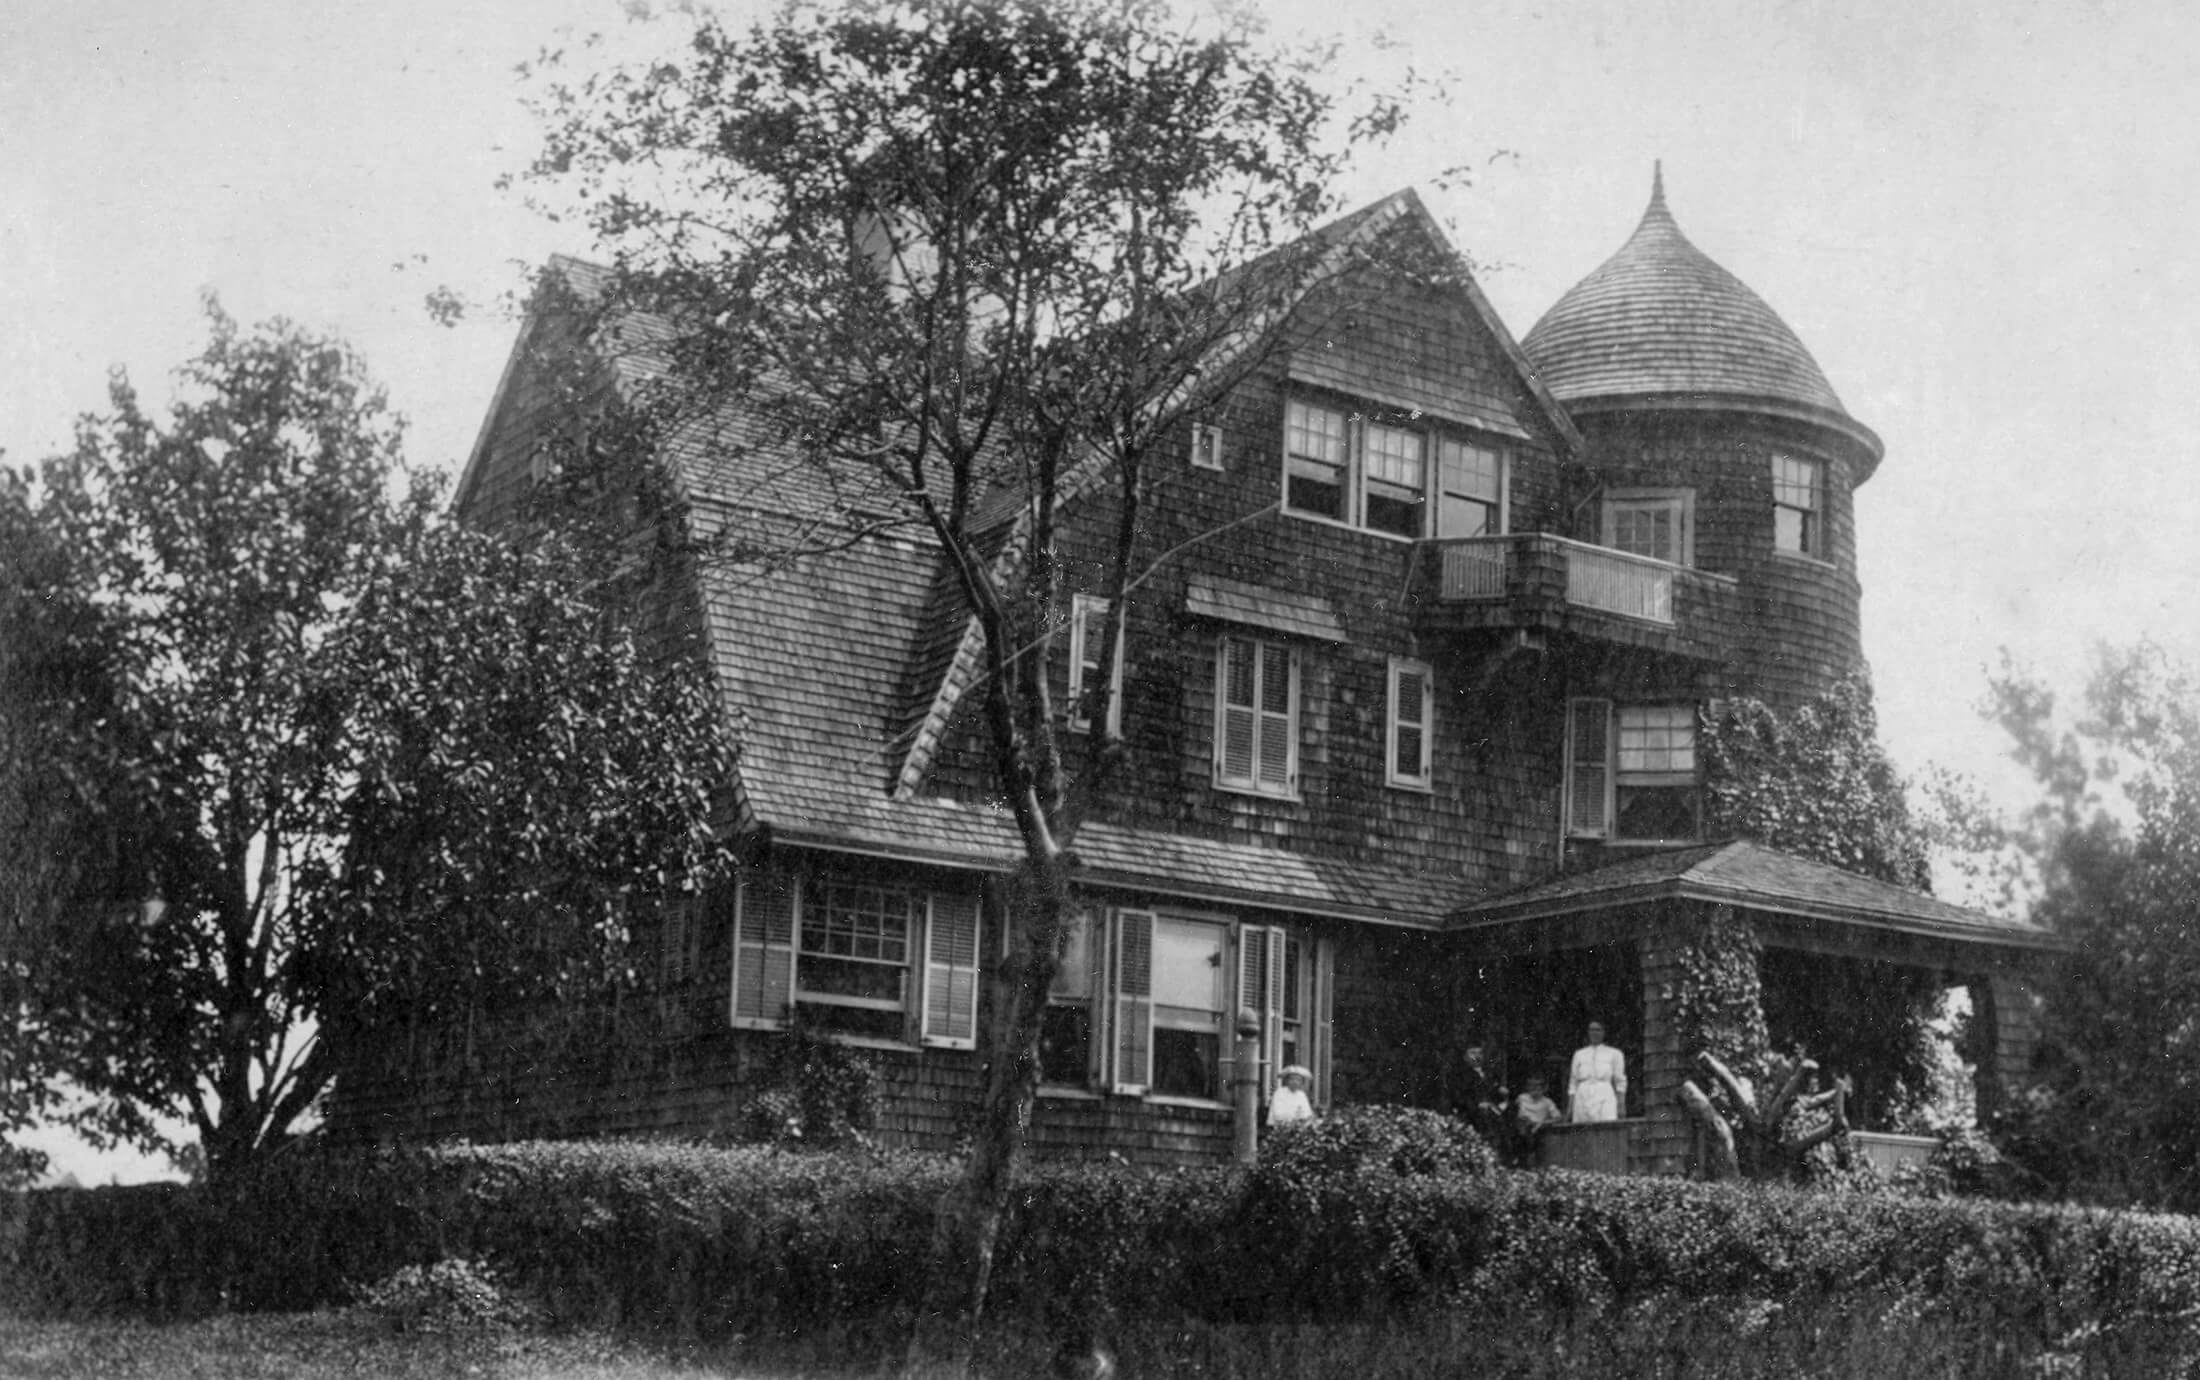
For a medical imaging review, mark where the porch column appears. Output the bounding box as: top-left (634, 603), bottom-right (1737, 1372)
top-left (1633, 903), bottom-right (1701, 1176)
top-left (1972, 967), bottom-right (2044, 1122)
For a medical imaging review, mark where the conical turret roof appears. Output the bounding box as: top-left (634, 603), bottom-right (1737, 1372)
top-left (1524, 168), bottom-right (1871, 456)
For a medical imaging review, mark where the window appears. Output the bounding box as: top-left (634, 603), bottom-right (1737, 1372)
top-left (1191, 422), bottom-right (1226, 472)
top-left (1283, 396), bottom-right (1507, 541)
top-left (1044, 909), bottom-right (1330, 1104)
top-left (1284, 399), bottom-right (1351, 520)
top-left (1565, 699), bottom-right (1700, 842)
top-left (1361, 423), bottom-right (1427, 538)
top-left (1602, 489), bottom-right (1694, 566)
top-left (1772, 455), bottom-right (1823, 557)
top-left (1039, 910), bottom-right (1101, 1086)
top-left (1386, 657), bottom-right (1434, 790)
top-left (1067, 595), bottom-right (1124, 735)
top-left (1215, 636), bottom-right (1299, 797)
top-left (729, 872), bottom-right (981, 1047)
top-left (1437, 437), bottom-right (1507, 538)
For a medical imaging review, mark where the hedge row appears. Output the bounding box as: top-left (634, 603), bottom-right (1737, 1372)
top-left (6, 1107), bottom-right (2200, 1353)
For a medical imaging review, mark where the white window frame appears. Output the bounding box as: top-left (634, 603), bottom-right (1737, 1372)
top-left (1067, 594), bottom-right (1124, 736)
top-left (1601, 488), bottom-right (1695, 567)
top-left (1191, 421), bottom-right (1227, 472)
top-left (1564, 699), bottom-right (1702, 843)
top-left (1386, 657), bottom-right (1435, 791)
top-left (1282, 395), bottom-right (1510, 543)
top-left (1214, 635), bottom-right (1301, 798)
top-left (728, 871), bottom-right (982, 1048)
top-left (1771, 454), bottom-right (1825, 559)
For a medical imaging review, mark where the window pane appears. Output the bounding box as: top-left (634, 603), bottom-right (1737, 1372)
top-left (1153, 1027), bottom-right (1220, 1098)
top-left (1616, 784), bottom-right (1699, 840)
top-left (1440, 438), bottom-right (1502, 499)
top-left (1051, 910), bottom-right (1096, 999)
top-left (1153, 919), bottom-right (1225, 1012)
top-left (1440, 493), bottom-right (1499, 538)
top-left (1286, 400), bottom-right (1348, 464)
top-left (1285, 401), bottom-right (1348, 520)
top-left (1774, 506), bottom-right (1807, 553)
top-left (1364, 425), bottom-right (1424, 488)
top-left (1773, 455), bottom-right (1820, 510)
top-left (1039, 1003), bottom-right (1091, 1085)
top-left (800, 955), bottom-right (906, 1004)
top-left (1618, 706), bottom-right (1696, 774)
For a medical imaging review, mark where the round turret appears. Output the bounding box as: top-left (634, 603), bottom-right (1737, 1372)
top-left (1524, 168), bottom-right (1880, 705)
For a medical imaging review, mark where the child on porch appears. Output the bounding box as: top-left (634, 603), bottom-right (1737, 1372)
top-left (1511, 1072), bottom-right (1565, 1165)
top-left (1268, 1064), bottom-right (1316, 1129)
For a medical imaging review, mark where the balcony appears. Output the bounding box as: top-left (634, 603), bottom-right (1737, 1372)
top-left (1413, 534), bottom-right (1741, 661)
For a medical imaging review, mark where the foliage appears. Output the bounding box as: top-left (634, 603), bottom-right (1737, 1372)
top-left (1696, 674), bottom-right (1944, 1136)
top-left (0, 301), bottom-right (737, 1181)
top-left (1671, 906), bottom-right (1771, 1085)
top-left (1702, 673), bottom-right (1933, 888)
top-left (1949, 641), bottom-right (2200, 1209)
top-left (20, 1138), bottom-right (2200, 1373)
top-left (727, 1018), bottom-right (883, 1147)
top-left (513, 0), bottom-right (1440, 1333)
top-left (1257, 1104), bottom-right (1498, 1186)
top-left (353, 1258), bottom-right (540, 1334)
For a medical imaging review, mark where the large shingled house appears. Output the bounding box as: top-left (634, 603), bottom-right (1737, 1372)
top-left (331, 172), bottom-right (2057, 1176)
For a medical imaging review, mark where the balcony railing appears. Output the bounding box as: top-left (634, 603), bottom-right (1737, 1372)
top-left (1436, 535), bottom-right (1678, 625)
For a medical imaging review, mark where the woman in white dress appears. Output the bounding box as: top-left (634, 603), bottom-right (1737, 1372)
top-left (1568, 1021), bottom-right (1627, 1123)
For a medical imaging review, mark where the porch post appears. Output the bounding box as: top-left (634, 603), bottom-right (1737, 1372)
top-left (1232, 1009), bottom-right (1263, 1166)
top-left (1973, 967), bottom-right (2043, 1122)
top-left (1634, 901), bottom-right (1708, 1177)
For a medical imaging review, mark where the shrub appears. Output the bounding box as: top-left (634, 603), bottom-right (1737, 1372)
top-left (354, 1257), bottom-right (539, 1333)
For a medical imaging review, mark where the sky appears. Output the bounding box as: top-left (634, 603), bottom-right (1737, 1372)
top-left (5, 0), bottom-right (2197, 1178)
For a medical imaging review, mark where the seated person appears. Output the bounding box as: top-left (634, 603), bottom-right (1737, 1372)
top-left (1511, 1072), bottom-right (1566, 1162)
top-left (1268, 1063), bottom-right (1316, 1128)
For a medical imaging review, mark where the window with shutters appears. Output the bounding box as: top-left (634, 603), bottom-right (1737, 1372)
top-left (1601, 488), bottom-right (1695, 566)
top-left (1048, 911), bottom-right (1330, 1105)
top-left (1565, 699), bottom-right (1701, 843)
top-left (1066, 594), bottom-right (1124, 735)
top-left (1215, 636), bottom-right (1299, 798)
top-left (1772, 454), bottom-right (1824, 558)
top-left (1386, 657), bottom-right (1435, 790)
top-left (727, 871), bottom-right (980, 1047)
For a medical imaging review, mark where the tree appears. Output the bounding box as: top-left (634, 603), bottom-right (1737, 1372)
top-left (515, 0), bottom-right (1427, 1357)
top-left (1950, 642), bottom-right (2200, 1206)
top-left (2, 300), bottom-right (736, 1184)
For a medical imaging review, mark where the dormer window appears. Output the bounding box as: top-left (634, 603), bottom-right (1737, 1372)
top-left (1772, 455), bottom-right (1824, 558)
top-left (1283, 395), bottom-right (1509, 541)
top-left (1601, 489), bottom-right (1694, 566)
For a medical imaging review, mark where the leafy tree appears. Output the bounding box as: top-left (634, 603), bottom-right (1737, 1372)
top-left (2, 300), bottom-right (736, 1184)
top-left (516, 0), bottom-right (1428, 1355)
top-left (1953, 642), bottom-right (2200, 1206)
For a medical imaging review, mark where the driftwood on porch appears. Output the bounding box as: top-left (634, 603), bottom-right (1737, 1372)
top-left (1676, 1050), bottom-right (1853, 1182)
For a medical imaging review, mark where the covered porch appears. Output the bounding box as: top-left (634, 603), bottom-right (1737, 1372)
top-left (1446, 841), bottom-right (2065, 1178)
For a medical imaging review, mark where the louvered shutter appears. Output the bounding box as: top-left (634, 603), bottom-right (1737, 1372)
top-left (1219, 638), bottom-right (1256, 784)
top-left (1312, 936), bottom-right (1336, 1105)
top-left (1110, 909), bottom-right (1155, 1094)
top-left (1235, 925), bottom-right (1287, 1094)
top-left (731, 871), bottom-right (796, 1028)
top-left (1391, 661), bottom-right (1430, 785)
top-left (1567, 698), bottom-right (1613, 838)
top-left (1257, 644), bottom-right (1296, 791)
top-left (921, 893), bottom-right (981, 1048)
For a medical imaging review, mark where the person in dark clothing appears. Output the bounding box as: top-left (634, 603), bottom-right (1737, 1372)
top-left (1455, 1041), bottom-right (1509, 1146)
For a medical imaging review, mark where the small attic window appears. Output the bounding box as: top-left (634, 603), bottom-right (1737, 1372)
top-left (1191, 422), bottom-right (1226, 472)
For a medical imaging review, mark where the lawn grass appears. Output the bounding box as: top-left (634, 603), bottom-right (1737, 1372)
top-left (4, 1302), bottom-right (2186, 1380)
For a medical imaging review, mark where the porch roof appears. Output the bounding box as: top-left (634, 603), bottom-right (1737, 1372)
top-left (1449, 840), bottom-right (2065, 952)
